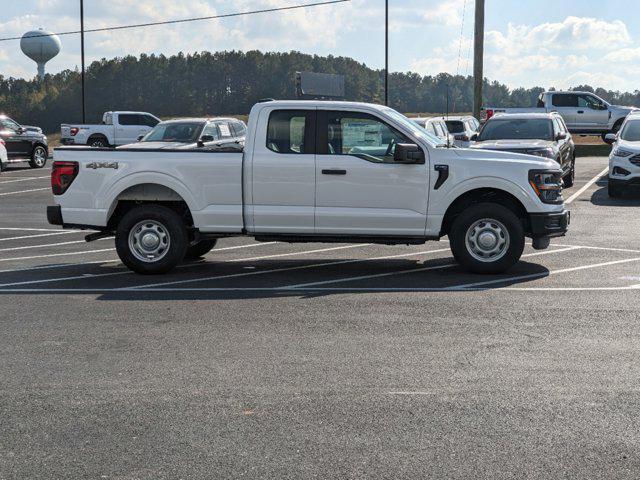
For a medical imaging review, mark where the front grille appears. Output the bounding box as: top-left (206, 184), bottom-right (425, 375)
top-left (630, 154), bottom-right (640, 166)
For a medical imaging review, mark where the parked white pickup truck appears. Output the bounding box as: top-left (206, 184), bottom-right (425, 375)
top-left (61, 111), bottom-right (160, 148)
top-left (47, 100), bottom-right (569, 275)
top-left (483, 91), bottom-right (638, 140)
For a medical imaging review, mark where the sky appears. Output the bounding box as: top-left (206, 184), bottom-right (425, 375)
top-left (1, 0), bottom-right (640, 92)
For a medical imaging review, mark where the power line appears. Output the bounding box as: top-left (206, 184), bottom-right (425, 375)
top-left (455, 0), bottom-right (467, 77)
top-left (0, 0), bottom-right (350, 43)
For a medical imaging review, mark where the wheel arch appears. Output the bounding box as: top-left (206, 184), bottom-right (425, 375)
top-left (440, 187), bottom-right (529, 237)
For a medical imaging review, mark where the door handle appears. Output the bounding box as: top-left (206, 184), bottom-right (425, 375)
top-left (577, 110), bottom-right (584, 114)
top-left (322, 169), bottom-right (347, 175)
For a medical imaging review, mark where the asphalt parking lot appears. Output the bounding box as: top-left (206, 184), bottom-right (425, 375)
top-left (2, 156), bottom-right (640, 479)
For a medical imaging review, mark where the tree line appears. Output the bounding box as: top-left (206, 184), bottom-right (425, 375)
top-left (1, 49), bottom-right (639, 134)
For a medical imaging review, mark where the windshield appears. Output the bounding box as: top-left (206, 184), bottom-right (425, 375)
top-left (478, 118), bottom-right (553, 141)
top-left (445, 121), bottom-right (464, 134)
top-left (142, 122), bottom-right (203, 143)
top-left (383, 108), bottom-right (443, 146)
top-left (620, 120), bottom-right (640, 142)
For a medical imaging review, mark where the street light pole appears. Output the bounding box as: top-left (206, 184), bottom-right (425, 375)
top-left (80, 0), bottom-right (86, 123)
top-left (384, 0), bottom-right (388, 106)
top-left (473, 0), bottom-right (485, 120)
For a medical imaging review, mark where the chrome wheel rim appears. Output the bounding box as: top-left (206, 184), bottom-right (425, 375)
top-left (465, 218), bottom-right (510, 263)
top-left (34, 147), bottom-right (46, 166)
top-left (128, 220), bottom-right (170, 263)
top-left (91, 140), bottom-right (105, 147)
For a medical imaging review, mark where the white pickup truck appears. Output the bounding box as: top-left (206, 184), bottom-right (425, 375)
top-left (483, 91), bottom-right (638, 140)
top-left (47, 100), bottom-right (569, 275)
top-left (61, 111), bottom-right (160, 148)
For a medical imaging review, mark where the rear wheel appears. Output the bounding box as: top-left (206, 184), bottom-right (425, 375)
top-left (115, 205), bottom-right (188, 274)
top-left (29, 145), bottom-right (47, 168)
top-left (88, 135), bottom-right (109, 148)
top-left (184, 239), bottom-right (218, 260)
top-left (608, 179), bottom-right (624, 198)
top-left (449, 203), bottom-right (525, 274)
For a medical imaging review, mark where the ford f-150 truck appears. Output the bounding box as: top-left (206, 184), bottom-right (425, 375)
top-left (61, 111), bottom-right (160, 148)
top-left (483, 91), bottom-right (638, 140)
top-left (47, 100), bottom-right (569, 275)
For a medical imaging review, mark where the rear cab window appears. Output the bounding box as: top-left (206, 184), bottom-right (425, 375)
top-left (551, 94), bottom-right (578, 108)
top-left (266, 110), bottom-right (315, 154)
top-left (445, 121), bottom-right (465, 134)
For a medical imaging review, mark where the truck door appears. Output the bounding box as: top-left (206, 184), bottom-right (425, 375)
top-left (314, 110), bottom-right (429, 236)
top-left (576, 94), bottom-right (609, 130)
top-left (250, 108), bottom-right (317, 233)
top-left (550, 93), bottom-right (578, 129)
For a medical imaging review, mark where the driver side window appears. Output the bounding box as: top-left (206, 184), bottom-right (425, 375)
top-left (578, 95), bottom-right (602, 109)
top-left (326, 112), bottom-right (410, 163)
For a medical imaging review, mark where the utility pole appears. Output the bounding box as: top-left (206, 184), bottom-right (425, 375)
top-left (384, 0), bottom-right (388, 106)
top-left (80, 0), bottom-right (86, 123)
top-left (473, 0), bottom-right (484, 120)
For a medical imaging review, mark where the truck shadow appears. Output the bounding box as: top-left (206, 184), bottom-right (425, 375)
top-left (0, 258), bottom-right (551, 301)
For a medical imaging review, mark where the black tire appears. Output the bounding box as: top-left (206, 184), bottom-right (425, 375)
top-left (608, 179), bottom-right (623, 198)
top-left (449, 203), bottom-right (525, 274)
top-left (184, 239), bottom-right (217, 260)
top-left (563, 157), bottom-right (575, 188)
top-left (29, 144), bottom-right (48, 168)
top-left (0, 158), bottom-right (5, 172)
top-left (87, 135), bottom-right (109, 148)
top-left (115, 205), bottom-right (188, 274)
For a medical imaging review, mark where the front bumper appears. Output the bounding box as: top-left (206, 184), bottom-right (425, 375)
top-left (528, 209), bottom-right (570, 238)
top-left (47, 205), bottom-right (63, 226)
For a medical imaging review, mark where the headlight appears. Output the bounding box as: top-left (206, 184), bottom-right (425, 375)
top-left (526, 148), bottom-right (556, 159)
top-left (612, 147), bottom-right (634, 157)
top-left (529, 170), bottom-right (564, 205)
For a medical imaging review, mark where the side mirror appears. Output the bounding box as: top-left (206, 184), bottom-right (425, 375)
top-left (394, 143), bottom-right (425, 164)
top-left (604, 133), bottom-right (617, 145)
top-left (556, 132), bottom-right (567, 140)
top-left (137, 135), bottom-right (144, 142)
top-left (470, 133), bottom-right (478, 141)
top-left (16, 126), bottom-right (25, 134)
top-left (197, 134), bottom-right (215, 147)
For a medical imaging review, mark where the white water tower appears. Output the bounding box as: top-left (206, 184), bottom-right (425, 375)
top-left (20, 28), bottom-right (61, 80)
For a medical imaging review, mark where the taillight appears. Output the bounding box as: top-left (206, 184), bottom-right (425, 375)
top-left (51, 161), bottom-right (79, 195)
top-left (0, 139), bottom-right (4, 146)
top-left (70, 127), bottom-right (79, 136)
top-left (486, 109), bottom-right (494, 120)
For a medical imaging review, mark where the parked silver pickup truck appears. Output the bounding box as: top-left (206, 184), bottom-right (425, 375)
top-left (483, 91), bottom-right (638, 140)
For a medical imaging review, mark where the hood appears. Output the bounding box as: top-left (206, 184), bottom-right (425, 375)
top-left (611, 105), bottom-right (640, 113)
top-left (471, 139), bottom-right (555, 151)
top-left (454, 147), bottom-right (559, 170)
top-left (117, 141), bottom-right (194, 150)
top-left (22, 125), bottom-right (43, 134)
top-left (615, 138), bottom-right (640, 152)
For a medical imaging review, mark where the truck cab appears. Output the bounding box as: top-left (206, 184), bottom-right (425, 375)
top-left (48, 100), bottom-right (569, 275)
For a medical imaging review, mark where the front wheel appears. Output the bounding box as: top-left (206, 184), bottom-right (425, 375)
top-left (563, 157), bottom-right (575, 188)
top-left (115, 205), bottom-right (188, 274)
top-left (608, 179), bottom-right (624, 198)
top-left (449, 203), bottom-right (525, 274)
top-left (29, 145), bottom-right (47, 168)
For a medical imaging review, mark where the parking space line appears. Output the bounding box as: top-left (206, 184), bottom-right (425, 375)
top-left (0, 258), bottom-right (121, 274)
top-left (447, 255), bottom-right (640, 290)
top-left (0, 176), bottom-right (50, 184)
top-left (0, 227), bottom-right (80, 232)
top-left (283, 246), bottom-right (578, 289)
top-left (0, 248), bottom-right (115, 263)
top-left (0, 231), bottom-right (79, 242)
top-left (0, 238), bottom-right (108, 253)
top-left (553, 243), bottom-right (640, 254)
top-left (565, 166), bottom-right (608, 204)
top-left (0, 187), bottom-right (50, 196)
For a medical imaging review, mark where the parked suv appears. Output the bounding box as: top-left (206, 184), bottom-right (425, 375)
top-left (118, 117), bottom-right (246, 150)
top-left (412, 117), bottom-right (454, 146)
top-left (0, 115), bottom-right (48, 170)
top-left (604, 112), bottom-right (640, 197)
top-left (471, 112), bottom-right (576, 187)
top-left (443, 116), bottom-right (480, 147)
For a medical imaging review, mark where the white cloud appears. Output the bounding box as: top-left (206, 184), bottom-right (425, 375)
top-left (422, 0), bottom-right (466, 27)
